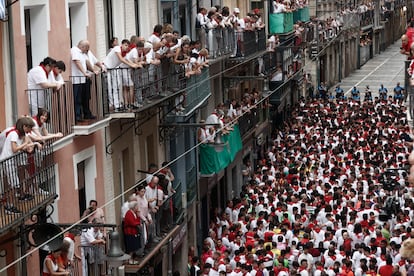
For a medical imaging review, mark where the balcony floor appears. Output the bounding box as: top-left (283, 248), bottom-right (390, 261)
top-left (0, 193), bottom-right (54, 232)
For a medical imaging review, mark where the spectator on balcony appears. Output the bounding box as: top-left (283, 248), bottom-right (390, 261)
top-left (108, 37), bottom-right (119, 54)
top-left (267, 34), bottom-right (279, 52)
top-left (27, 57), bottom-right (63, 116)
top-left (119, 35), bottom-right (141, 110)
top-left (135, 184), bottom-right (152, 251)
top-left (123, 201), bottom-right (142, 258)
top-left (271, 66), bottom-right (283, 82)
top-left (80, 218), bottom-right (106, 276)
top-left (230, 8), bottom-right (245, 57)
top-left (206, 105), bottom-right (225, 131)
top-left (148, 24), bottom-right (163, 46)
top-left (253, 9), bottom-right (265, 29)
top-left (104, 39), bottom-right (140, 112)
top-left (28, 108), bottom-right (63, 143)
top-left (62, 231), bottom-right (81, 266)
top-left (71, 40), bottom-right (96, 122)
top-left (272, 0), bottom-right (287, 13)
top-left (0, 116), bottom-right (36, 214)
top-left (197, 120), bottom-right (208, 144)
top-left (48, 60), bottom-right (66, 85)
top-left (42, 247), bottom-right (70, 276)
top-left (206, 12), bottom-right (224, 56)
top-left (145, 163), bottom-right (158, 184)
top-left (81, 199), bottom-right (105, 225)
top-left (196, 8), bottom-right (208, 48)
top-left (145, 176), bottom-right (162, 243)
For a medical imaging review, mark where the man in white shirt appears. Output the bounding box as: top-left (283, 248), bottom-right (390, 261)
top-left (27, 57), bottom-right (62, 115)
top-left (71, 40), bottom-right (96, 122)
top-left (80, 218), bottom-right (106, 276)
top-left (196, 8), bottom-right (208, 48)
top-left (104, 39), bottom-right (139, 111)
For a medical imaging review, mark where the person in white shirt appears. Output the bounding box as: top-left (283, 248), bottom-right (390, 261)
top-left (196, 7), bottom-right (208, 48)
top-left (119, 35), bottom-right (141, 110)
top-left (80, 218), bottom-right (106, 276)
top-left (48, 60), bottom-right (65, 85)
top-left (104, 39), bottom-right (140, 111)
top-left (147, 24), bottom-right (163, 45)
top-left (27, 57), bottom-right (63, 116)
top-left (71, 40), bottom-right (96, 122)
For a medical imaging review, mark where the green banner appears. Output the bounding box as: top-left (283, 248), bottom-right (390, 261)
top-left (199, 125), bottom-right (243, 175)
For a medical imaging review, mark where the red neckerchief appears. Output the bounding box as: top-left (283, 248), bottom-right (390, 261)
top-left (121, 47), bottom-right (130, 57)
top-left (153, 32), bottom-right (160, 37)
top-left (33, 116), bottom-right (43, 127)
top-left (5, 126), bottom-right (16, 137)
top-left (40, 64), bottom-right (49, 77)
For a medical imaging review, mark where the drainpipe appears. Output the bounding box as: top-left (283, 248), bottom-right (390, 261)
top-left (7, 4), bottom-right (17, 123)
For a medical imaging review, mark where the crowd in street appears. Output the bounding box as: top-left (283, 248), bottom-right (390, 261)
top-left (191, 95), bottom-right (414, 275)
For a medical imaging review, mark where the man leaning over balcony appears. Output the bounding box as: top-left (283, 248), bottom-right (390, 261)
top-left (27, 57), bottom-right (63, 116)
top-left (104, 39), bottom-right (140, 112)
top-left (71, 40), bottom-right (97, 122)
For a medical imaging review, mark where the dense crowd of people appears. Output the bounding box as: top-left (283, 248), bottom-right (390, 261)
top-left (190, 95), bottom-right (414, 275)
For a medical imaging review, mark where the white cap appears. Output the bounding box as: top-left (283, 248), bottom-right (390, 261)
top-left (234, 7), bottom-right (240, 13)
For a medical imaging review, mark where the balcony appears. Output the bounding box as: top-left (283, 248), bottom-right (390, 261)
top-left (26, 75), bottom-right (110, 138)
top-left (238, 108), bottom-right (261, 137)
top-left (0, 143), bottom-right (57, 234)
top-left (293, 7), bottom-right (310, 23)
top-left (124, 184), bottom-right (184, 274)
top-left (360, 9), bottom-right (374, 29)
top-left (199, 125), bottom-right (242, 175)
top-left (269, 12), bottom-right (294, 34)
top-left (165, 67), bottom-right (211, 121)
top-left (206, 27), bottom-right (236, 59)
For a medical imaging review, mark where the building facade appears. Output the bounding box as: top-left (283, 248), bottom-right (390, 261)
top-left (0, 0), bottom-right (409, 275)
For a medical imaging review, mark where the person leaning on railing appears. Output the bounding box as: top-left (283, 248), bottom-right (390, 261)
top-left (0, 116), bottom-right (39, 214)
top-left (123, 200), bottom-right (142, 260)
top-left (27, 57), bottom-right (63, 116)
top-left (27, 108), bottom-right (63, 143)
top-left (80, 218), bottom-right (106, 276)
top-left (103, 39), bottom-right (141, 112)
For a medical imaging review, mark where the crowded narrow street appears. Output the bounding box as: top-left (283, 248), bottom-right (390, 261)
top-left (193, 41), bottom-right (414, 275)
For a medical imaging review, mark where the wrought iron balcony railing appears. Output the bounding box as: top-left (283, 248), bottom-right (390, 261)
top-left (0, 143), bottom-right (57, 234)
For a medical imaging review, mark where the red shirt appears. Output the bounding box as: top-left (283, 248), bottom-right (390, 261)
top-left (378, 265), bottom-right (394, 276)
top-left (123, 209), bottom-right (141, 236)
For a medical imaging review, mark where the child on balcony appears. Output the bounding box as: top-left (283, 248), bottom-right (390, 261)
top-left (0, 117), bottom-right (37, 214)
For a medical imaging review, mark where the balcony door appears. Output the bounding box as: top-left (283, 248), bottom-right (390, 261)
top-left (77, 161), bottom-right (86, 218)
top-left (23, 2), bottom-right (48, 71)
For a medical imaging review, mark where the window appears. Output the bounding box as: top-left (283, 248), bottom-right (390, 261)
top-left (21, 1), bottom-right (49, 70)
top-left (24, 9), bottom-right (32, 71)
top-left (77, 161), bottom-right (86, 218)
top-left (134, 0), bottom-right (140, 36)
top-left (104, 0), bottom-right (114, 50)
top-left (73, 146), bottom-right (97, 218)
top-left (67, 1), bottom-right (88, 47)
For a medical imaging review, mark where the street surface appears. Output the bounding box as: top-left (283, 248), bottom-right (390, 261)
top-left (336, 41), bottom-right (406, 99)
